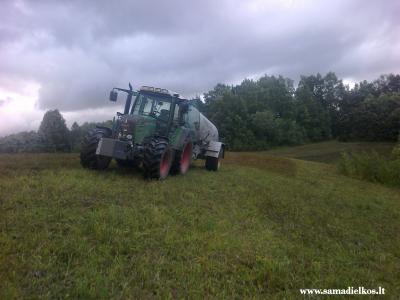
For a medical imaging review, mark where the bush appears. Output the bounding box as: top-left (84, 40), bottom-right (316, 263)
top-left (338, 150), bottom-right (400, 187)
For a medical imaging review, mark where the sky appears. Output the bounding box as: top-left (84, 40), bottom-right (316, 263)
top-left (0, 0), bottom-right (399, 136)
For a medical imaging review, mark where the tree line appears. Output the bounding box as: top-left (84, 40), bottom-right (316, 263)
top-left (200, 73), bottom-right (400, 150)
top-left (0, 109), bottom-right (111, 153)
top-left (0, 72), bottom-right (399, 153)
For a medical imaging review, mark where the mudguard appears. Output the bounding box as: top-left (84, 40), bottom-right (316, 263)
top-left (205, 141), bottom-right (224, 158)
top-left (170, 127), bottom-right (192, 151)
top-left (96, 126), bottom-right (112, 137)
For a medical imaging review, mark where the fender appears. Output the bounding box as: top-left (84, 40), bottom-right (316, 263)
top-left (170, 127), bottom-right (192, 151)
top-left (205, 141), bottom-right (224, 158)
top-left (96, 125), bottom-right (112, 137)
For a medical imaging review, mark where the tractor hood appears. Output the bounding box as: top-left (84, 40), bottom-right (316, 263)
top-left (119, 114), bottom-right (157, 144)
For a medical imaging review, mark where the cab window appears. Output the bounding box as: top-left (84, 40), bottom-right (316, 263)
top-left (132, 94), bottom-right (171, 122)
top-left (173, 104), bottom-right (180, 123)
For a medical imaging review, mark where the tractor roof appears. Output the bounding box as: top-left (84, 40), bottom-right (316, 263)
top-left (139, 85), bottom-right (187, 102)
top-left (140, 86), bottom-right (179, 96)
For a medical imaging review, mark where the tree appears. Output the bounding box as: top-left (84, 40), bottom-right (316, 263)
top-left (203, 83), bottom-right (232, 105)
top-left (0, 131), bottom-right (45, 153)
top-left (70, 122), bottom-right (83, 152)
top-left (38, 109), bottom-right (71, 152)
top-left (295, 75), bottom-right (331, 141)
top-left (205, 74), bottom-right (305, 150)
top-left (337, 75), bottom-right (400, 141)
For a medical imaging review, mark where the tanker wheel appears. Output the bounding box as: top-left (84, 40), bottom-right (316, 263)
top-left (205, 149), bottom-right (222, 171)
top-left (143, 137), bottom-right (172, 180)
top-left (171, 142), bottom-right (193, 175)
top-left (80, 128), bottom-right (111, 170)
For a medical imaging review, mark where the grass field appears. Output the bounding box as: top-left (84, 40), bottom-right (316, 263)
top-left (265, 140), bottom-right (396, 164)
top-left (1, 141), bottom-right (399, 298)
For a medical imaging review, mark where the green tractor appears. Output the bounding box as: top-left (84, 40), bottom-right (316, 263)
top-left (80, 84), bottom-right (225, 180)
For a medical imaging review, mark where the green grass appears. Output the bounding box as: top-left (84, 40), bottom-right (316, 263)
top-left (338, 151), bottom-right (400, 188)
top-left (1, 141), bottom-right (399, 298)
top-left (266, 140), bottom-right (396, 163)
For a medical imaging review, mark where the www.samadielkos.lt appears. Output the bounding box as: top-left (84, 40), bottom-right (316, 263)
top-left (299, 286), bottom-right (385, 295)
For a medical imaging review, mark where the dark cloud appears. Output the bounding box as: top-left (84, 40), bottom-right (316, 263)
top-left (0, 0), bottom-right (399, 113)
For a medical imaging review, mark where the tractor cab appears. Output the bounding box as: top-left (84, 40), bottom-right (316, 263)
top-left (130, 88), bottom-right (176, 129)
top-left (131, 86), bottom-right (188, 124)
top-left (108, 85), bottom-right (189, 144)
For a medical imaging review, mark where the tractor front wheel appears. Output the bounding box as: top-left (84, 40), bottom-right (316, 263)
top-left (143, 137), bottom-right (172, 180)
top-left (80, 128), bottom-right (111, 170)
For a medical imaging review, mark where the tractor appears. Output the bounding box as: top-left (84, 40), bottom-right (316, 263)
top-left (80, 84), bottom-right (224, 180)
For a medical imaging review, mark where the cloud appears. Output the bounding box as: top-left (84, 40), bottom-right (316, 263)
top-left (0, 97), bottom-right (12, 107)
top-left (0, 0), bottom-right (399, 135)
top-left (0, 82), bottom-right (42, 136)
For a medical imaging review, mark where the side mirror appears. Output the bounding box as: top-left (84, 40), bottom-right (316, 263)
top-left (109, 90), bottom-right (118, 102)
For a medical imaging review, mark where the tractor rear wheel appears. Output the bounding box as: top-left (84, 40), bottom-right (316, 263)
top-left (205, 149), bottom-right (222, 171)
top-left (80, 128), bottom-right (111, 170)
top-left (143, 137), bottom-right (172, 180)
top-left (171, 142), bottom-right (192, 175)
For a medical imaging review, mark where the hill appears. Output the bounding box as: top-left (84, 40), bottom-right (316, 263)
top-left (0, 141), bottom-right (399, 298)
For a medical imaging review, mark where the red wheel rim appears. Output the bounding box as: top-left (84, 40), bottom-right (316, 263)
top-left (160, 150), bottom-right (171, 178)
top-left (180, 143), bottom-right (192, 173)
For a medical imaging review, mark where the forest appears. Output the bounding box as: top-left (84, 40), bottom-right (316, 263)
top-left (1, 72), bottom-right (399, 153)
top-left (202, 72), bottom-right (400, 150)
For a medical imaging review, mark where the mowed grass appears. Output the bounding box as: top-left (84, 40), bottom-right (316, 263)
top-left (1, 143), bottom-right (400, 299)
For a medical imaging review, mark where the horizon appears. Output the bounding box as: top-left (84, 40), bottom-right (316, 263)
top-left (0, 71), bottom-right (374, 138)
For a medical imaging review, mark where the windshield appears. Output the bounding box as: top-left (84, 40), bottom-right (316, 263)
top-left (131, 93), bottom-right (172, 122)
